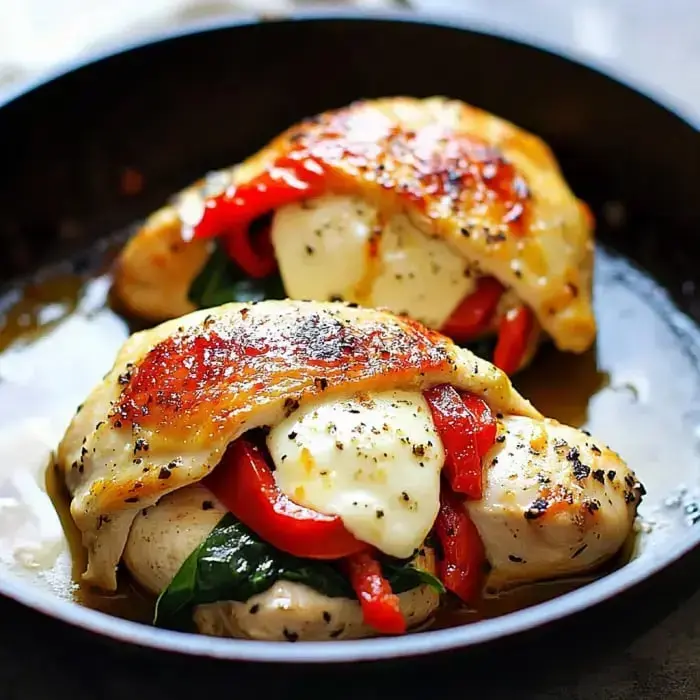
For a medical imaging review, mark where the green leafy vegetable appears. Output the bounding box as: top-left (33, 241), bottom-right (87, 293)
top-left (187, 243), bottom-right (286, 309)
top-left (382, 556), bottom-right (446, 596)
top-left (154, 513), bottom-right (443, 632)
top-left (463, 335), bottom-right (497, 362)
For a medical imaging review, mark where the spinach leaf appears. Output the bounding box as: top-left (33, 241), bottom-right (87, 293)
top-left (463, 335), bottom-right (497, 362)
top-left (153, 543), bottom-right (201, 632)
top-left (187, 243), bottom-right (286, 309)
top-left (154, 513), bottom-right (443, 631)
top-left (383, 557), bottom-right (445, 595)
top-left (154, 514), bottom-right (351, 630)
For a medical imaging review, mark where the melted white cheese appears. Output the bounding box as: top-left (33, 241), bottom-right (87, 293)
top-left (266, 390), bottom-right (445, 558)
top-left (271, 194), bottom-right (476, 328)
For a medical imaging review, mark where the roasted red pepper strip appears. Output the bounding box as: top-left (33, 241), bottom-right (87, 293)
top-left (203, 438), bottom-right (366, 560)
top-left (222, 221), bottom-right (277, 278)
top-left (434, 485), bottom-right (486, 602)
top-left (191, 155), bottom-right (327, 277)
top-left (344, 550), bottom-right (406, 635)
top-left (493, 305), bottom-right (533, 376)
top-left (459, 392), bottom-right (498, 457)
top-left (424, 385), bottom-right (495, 499)
top-left (440, 277), bottom-right (504, 343)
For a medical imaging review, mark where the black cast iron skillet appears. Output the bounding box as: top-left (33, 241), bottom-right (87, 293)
top-left (0, 11), bottom-right (698, 668)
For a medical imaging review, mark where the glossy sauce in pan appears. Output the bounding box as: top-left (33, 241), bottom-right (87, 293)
top-left (0, 236), bottom-right (698, 630)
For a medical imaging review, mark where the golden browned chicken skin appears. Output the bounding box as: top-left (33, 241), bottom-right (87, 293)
top-left (112, 96), bottom-right (595, 369)
top-left (57, 299), bottom-right (537, 589)
top-left (55, 301), bottom-right (640, 640)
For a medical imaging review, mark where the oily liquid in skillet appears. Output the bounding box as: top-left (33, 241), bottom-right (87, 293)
top-left (0, 233), bottom-right (698, 632)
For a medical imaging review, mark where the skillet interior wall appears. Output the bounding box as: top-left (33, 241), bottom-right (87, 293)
top-left (0, 16), bottom-right (698, 315)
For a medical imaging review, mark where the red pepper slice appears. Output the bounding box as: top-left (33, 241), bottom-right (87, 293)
top-left (222, 220), bottom-right (277, 278)
top-left (440, 277), bottom-right (504, 343)
top-left (203, 438), bottom-right (366, 560)
top-left (424, 385), bottom-right (496, 499)
top-left (493, 305), bottom-right (533, 376)
top-left (344, 550), bottom-right (406, 635)
top-left (459, 392), bottom-right (498, 457)
top-left (191, 156), bottom-right (327, 277)
top-left (434, 485), bottom-right (486, 602)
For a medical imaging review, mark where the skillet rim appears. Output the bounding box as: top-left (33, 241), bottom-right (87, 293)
top-left (0, 9), bottom-right (698, 662)
top-left (1, 8), bottom-right (699, 131)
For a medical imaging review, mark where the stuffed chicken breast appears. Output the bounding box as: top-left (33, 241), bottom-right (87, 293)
top-left (112, 96), bottom-right (596, 374)
top-left (56, 300), bottom-right (639, 640)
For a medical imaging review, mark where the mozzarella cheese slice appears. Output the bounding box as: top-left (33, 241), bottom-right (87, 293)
top-left (266, 390), bottom-right (445, 559)
top-left (271, 195), bottom-right (476, 329)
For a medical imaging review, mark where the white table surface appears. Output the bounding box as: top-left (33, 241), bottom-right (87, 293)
top-left (1, 0), bottom-right (699, 121)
